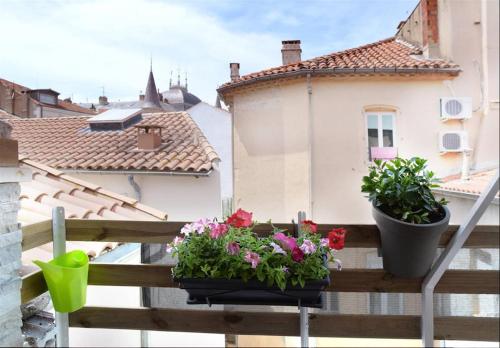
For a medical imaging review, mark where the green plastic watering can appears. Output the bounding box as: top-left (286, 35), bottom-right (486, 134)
top-left (33, 250), bottom-right (89, 313)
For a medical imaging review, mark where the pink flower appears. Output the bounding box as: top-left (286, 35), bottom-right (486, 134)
top-left (269, 242), bottom-right (286, 255)
top-left (166, 236), bottom-right (184, 253)
top-left (209, 223), bottom-right (228, 239)
top-left (299, 239), bottom-right (317, 254)
top-left (226, 242), bottom-right (240, 255)
top-left (291, 246), bottom-right (304, 263)
top-left (226, 209), bottom-right (253, 228)
top-left (192, 218), bottom-right (213, 234)
top-left (244, 251), bottom-right (261, 269)
top-left (274, 232), bottom-right (297, 251)
top-left (320, 238), bottom-right (329, 247)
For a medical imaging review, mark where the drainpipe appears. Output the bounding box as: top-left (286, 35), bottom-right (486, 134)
top-left (127, 175), bottom-right (142, 202)
top-left (306, 74), bottom-right (314, 218)
top-left (471, 0), bottom-right (489, 170)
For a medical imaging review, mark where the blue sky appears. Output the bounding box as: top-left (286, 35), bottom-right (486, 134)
top-left (0, 0), bottom-right (418, 105)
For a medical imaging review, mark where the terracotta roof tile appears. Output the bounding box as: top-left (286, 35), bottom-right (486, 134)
top-left (437, 169), bottom-right (499, 197)
top-left (218, 38), bottom-right (460, 91)
top-left (19, 159), bottom-right (169, 264)
top-left (8, 111), bottom-right (219, 174)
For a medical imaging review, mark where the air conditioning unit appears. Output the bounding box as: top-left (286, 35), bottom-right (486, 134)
top-left (440, 97), bottom-right (472, 120)
top-left (439, 131), bottom-right (469, 152)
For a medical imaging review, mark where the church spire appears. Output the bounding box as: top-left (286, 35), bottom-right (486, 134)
top-left (144, 64), bottom-right (161, 108)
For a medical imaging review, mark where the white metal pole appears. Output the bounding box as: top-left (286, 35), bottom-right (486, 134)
top-left (298, 211), bottom-right (309, 348)
top-left (52, 207), bottom-right (70, 347)
top-left (421, 171), bottom-right (499, 347)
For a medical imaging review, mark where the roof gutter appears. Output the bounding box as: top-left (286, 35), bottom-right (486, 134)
top-left (433, 188), bottom-right (499, 204)
top-left (217, 67), bottom-right (462, 95)
top-left (62, 168), bottom-right (212, 177)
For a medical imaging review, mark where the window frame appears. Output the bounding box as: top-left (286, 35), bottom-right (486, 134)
top-left (364, 110), bottom-right (397, 161)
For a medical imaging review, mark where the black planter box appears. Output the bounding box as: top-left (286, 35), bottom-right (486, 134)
top-left (177, 275), bottom-right (330, 308)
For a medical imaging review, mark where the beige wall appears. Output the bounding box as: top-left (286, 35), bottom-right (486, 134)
top-left (232, 76), bottom-right (498, 224)
top-left (69, 171), bottom-right (221, 221)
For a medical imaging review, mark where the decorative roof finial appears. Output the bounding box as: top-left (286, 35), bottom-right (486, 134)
top-left (169, 71), bottom-right (173, 88)
top-left (185, 72), bottom-right (188, 90)
top-left (150, 54), bottom-right (153, 72)
top-left (177, 68), bottom-right (180, 86)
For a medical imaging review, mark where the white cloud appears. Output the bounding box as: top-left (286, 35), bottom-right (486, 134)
top-left (0, 0), bottom-right (282, 104)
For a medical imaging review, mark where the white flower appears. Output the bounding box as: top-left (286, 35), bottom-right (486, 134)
top-left (333, 259), bottom-right (342, 271)
top-left (270, 242), bottom-right (286, 255)
top-left (180, 223), bottom-right (195, 236)
top-left (299, 239), bottom-right (317, 254)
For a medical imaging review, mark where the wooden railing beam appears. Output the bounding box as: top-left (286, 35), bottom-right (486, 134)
top-left (68, 307), bottom-right (499, 342)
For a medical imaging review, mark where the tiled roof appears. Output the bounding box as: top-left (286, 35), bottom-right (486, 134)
top-left (218, 38), bottom-right (460, 92)
top-left (20, 159), bottom-right (168, 264)
top-left (437, 169), bottom-right (499, 197)
top-left (8, 112), bottom-right (219, 173)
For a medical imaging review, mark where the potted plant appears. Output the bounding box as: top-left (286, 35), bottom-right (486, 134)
top-left (361, 157), bottom-right (450, 277)
top-left (167, 209), bottom-right (346, 307)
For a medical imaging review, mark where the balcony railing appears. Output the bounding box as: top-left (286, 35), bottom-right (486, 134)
top-left (20, 219), bottom-right (499, 343)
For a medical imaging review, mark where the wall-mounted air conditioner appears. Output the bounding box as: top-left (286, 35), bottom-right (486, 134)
top-left (439, 131), bottom-right (469, 152)
top-left (440, 97), bottom-right (472, 120)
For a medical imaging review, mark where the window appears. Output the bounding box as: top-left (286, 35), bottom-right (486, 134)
top-left (39, 93), bottom-right (57, 105)
top-left (366, 112), bottom-right (396, 161)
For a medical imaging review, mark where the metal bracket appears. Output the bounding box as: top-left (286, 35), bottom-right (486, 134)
top-left (297, 211), bottom-right (309, 348)
top-left (421, 170), bottom-right (499, 347)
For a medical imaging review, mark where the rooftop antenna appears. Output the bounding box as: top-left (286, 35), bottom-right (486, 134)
top-left (177, 68), bottom-right (180, 86)
top-left (185, 72), bottom-right (188, 90)
top-left (169, 71), bottom-right (173, 88)
top-left (101, 86), bottom-right (105, 96)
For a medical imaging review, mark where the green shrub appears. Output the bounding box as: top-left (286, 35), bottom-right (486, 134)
top-left (361, 157), bottom-right (447, 224)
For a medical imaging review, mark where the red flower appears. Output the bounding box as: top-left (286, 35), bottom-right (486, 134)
top-left (291, 246), bottom-right (305, 262)
top-left (226, 208), bottom-right (253, 228)
top-left (328, 228), bottom-right (347, 250)
top-left (302, 220), bottom-right (318, 234)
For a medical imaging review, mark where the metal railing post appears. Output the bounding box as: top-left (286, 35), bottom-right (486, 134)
top-left (298, 211), bottom-right (309, 348)
top-left (52, 207), bottom-right (70, 347)
top-left (421, 171), bottom-right (499, 347)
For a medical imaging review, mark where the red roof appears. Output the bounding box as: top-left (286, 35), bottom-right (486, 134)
top-left (218, 38), bottom-right (460, 92)
top-left (437, 170), bottom-right (499, 197)
top-left (8, 112), bottom-right (219, 174)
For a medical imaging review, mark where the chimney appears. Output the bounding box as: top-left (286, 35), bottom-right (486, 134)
top-left (0, 121), bottom-right (17, 167)
top-left (63, 97), bottom-right (72, 103)
top-left (98, 95), bottom-right (108, 105)
top-left (421, 0), bottom-right (440, 57)
top-left (135, 125), bottom-right (162, 150)
top-left (230, 63), bottom-right (240, 82)
top-left (281, 40), bottom-right (302, 65)
top-left (139, 93), bottom-right (145, 101)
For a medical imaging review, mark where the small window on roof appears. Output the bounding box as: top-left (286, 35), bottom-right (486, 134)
top-left (39, 93), bottom-right (57, 105)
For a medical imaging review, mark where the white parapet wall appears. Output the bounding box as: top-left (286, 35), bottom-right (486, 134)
top-left (0, 164), bottom-right (31, 346)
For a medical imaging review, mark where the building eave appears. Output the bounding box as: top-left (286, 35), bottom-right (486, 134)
top-left (217, 67), bottom-right (461, 95)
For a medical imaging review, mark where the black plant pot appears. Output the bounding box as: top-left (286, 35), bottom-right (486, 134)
top-left (372, 205), bottom-right (450, 278)
top-left (177, 275), bottom-right (330, 308)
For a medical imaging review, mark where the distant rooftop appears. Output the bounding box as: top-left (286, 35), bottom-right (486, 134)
top-left (7, 112), bottom-right (219, 174)
top-left (436, 169), bottom-right (499, 199)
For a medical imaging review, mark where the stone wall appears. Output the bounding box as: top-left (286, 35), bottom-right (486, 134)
top-left (0, 179), bottom-right (23, 346)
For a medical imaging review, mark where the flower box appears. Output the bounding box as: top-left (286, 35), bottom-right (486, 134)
top-left (168, 210), bottom-right (346, 307)
top-left (178, 270), bottom-right (330, 308)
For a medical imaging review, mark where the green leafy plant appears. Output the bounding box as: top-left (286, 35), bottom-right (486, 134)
top-left (361, 157), bottom-right (447, 224)
top-left (167, 210), bottom-right (346, 291)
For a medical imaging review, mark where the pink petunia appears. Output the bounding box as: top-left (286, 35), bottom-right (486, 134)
top-left (209, 223), bottom-right (228, 239)
top-left (226, 242), bottom-right (240, 255)
top-left (244, 251), bottom-right (261, 269)
top-left (274, 232), bottom-right (297, 251)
